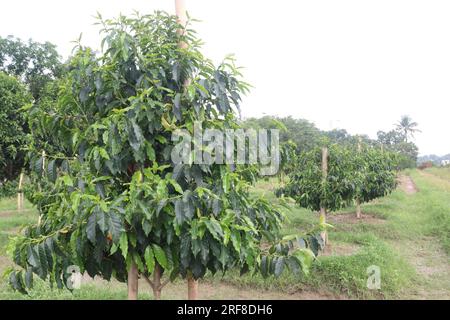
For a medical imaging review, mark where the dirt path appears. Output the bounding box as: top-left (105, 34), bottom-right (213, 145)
top-left (161, 281), bottom-right (345, 300)
top-left (398, 175), bottom-right (418, 194)
top-left (393, 238), bottom-right (450, 299)
top-left (78, 276), bottom-right (346, 300)
top-left (394, 172), bottom-right (450, 299)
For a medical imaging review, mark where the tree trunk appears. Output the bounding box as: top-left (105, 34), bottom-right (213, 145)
top-left (175, 0), bottom-right (199, 300)
top-left (128, 260), bottom-right (139, 300)
top-left (356, 199), bottom-right (362, 219)
top-left (152, 264), bottom-right (162, 300)
top-left (187, 274), bottom-right (198, 300)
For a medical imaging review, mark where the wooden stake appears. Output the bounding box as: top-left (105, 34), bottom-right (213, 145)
top-left (128, 260), bottom-right (139, 300)
top-left (17, 172), bottom-right (24, 212)
top-left (320, 147), bottom-right (328, 244)
top-left (175, 0), bottom-right (188, 33)
top-left (356, 198), bottom-right (362, 219)
top-left (356, 137), bottom-right (362, 219)
top-left (42, 150), bottom-right (46, 172)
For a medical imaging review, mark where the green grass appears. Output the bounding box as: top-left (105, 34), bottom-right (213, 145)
top-left (224, 180), bottom-right (418, 299)
top-left (216, 234), bottom-right (413, 299)
top-left (425, 166), bottom-right (450, 181)
top-left (0, 170), bottom-right (449, 299)
top-left (234, 170), bottom-right (450, 299)
top-left (0, 280), bottom-right (147, 300)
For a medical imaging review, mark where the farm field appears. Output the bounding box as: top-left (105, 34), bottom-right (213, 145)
top-left (1, 168), bottom-right (449, 300)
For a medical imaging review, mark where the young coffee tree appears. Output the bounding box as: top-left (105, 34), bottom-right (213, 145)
top-left (0, 72), bottom-right (31, 184)
top-left (7, 12), bottom-right (320, 299)
top-left (279, 140), bottom-right (297, 183)
top-left (354, 147), bottom-right (398, 218)
top-left (277, 144), bottom-right (359, 244)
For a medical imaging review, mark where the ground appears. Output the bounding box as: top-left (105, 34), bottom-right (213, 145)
top-left (0, 168), bottom-right (449, 300)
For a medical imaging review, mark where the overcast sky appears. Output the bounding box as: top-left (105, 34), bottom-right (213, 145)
top-left (1, 0), bottom-right (449, 156)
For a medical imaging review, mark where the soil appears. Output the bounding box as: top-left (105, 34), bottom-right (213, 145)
top-left (322, 242), bottom-right (361, 257)
top-left (327, 212), bottom-right (386, 225)
top-left (78, 274), bottom-right (348, 300)
top-left (0, 209), bottom-right (33, 218)
top-left (172, 281), bottom-right (347, 300)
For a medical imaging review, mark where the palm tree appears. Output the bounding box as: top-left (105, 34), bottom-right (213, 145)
top-left (395, 115), bottom-right (421, 143)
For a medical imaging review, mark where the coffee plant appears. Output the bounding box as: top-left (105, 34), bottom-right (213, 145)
top-left (355, 146), bottom-right (398, 205)
top-left (278, 144), bottom-right (398, 217)
top-left (278, 144), bottom-right (358, 212)
top-left (6, 12), bottom-right (321, 298)
top-left (0, 72), bottom-right (31, 184)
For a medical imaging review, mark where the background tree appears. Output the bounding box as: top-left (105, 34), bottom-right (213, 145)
top-left (0, 36), bottom-right (63, 100)
top-left (395, 115), bottom-right (421, 143)
top-left (0, 72), bottom-right (32, 184)
top-left (377, 130), bottom-right (405, 147)
top-left (242, 116), bottom-right (321, 152)
top-left (377, 129), bottom-right (419, 169)
top-left (0, 36), bottom-right (63, 195)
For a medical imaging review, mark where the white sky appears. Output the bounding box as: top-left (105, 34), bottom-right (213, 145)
top-left (1, 0), bottom-right (449, 156)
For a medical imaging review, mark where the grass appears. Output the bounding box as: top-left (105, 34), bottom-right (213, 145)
top-left (0, 168), bottom-right (449, 299)
top-left (425, 166), bottom-right (450, 181)
top-left (224, 182), bottom-right (418, 299)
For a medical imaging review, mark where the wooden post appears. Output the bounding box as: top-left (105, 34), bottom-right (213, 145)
top-left (175, 0), bottom-right (199, 300)
top-left (38, 150), bottom-right (46, 193)
top-left (17, 172), bottom-right (24, 212)
top-left (128, 260), bottom-right (139, 300)
top-left (320, 147), bottom-right (328, 245)
top-left (175, 0), bottom-right (188, 34)
top-left (356, 199), bottom-right (362, 219)
top-left (356, 138), bottom-right (362, 219)
top-left (42, 150), bottom-right (46, 172)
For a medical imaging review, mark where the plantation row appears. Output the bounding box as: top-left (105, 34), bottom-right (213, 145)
top-left (278, 144), bottom-right (397, 242)
top-left (2, 11), bottom-right (397, 300)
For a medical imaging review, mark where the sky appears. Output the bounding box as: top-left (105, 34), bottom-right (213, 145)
top-left (1, 0), bottom-right (449, 156)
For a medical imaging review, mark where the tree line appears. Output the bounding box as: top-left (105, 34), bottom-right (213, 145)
top-left (241, 115), bottom-right (420, 170)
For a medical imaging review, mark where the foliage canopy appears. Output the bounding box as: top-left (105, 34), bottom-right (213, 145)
top-left (0, 72), bottom-right (31, 182)
top-left (278, 144), bottom-right (397, 212)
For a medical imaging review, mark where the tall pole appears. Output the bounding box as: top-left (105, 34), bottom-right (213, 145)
top-left (17, 172), bottom-right (24, 212)
top-left (174, 0), bottom-right (198, 300)
top-left (356, 137), bottom-right (362, 219)
top-left (320, 147), bottom-right (328, 245)
top-left (175, 0), bottom-right (188, 34)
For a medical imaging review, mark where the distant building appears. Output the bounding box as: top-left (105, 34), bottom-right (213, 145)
top-left (442, 159), bottom-right (450, 166)
top-left (418, 161), bottom-right (433, 170)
